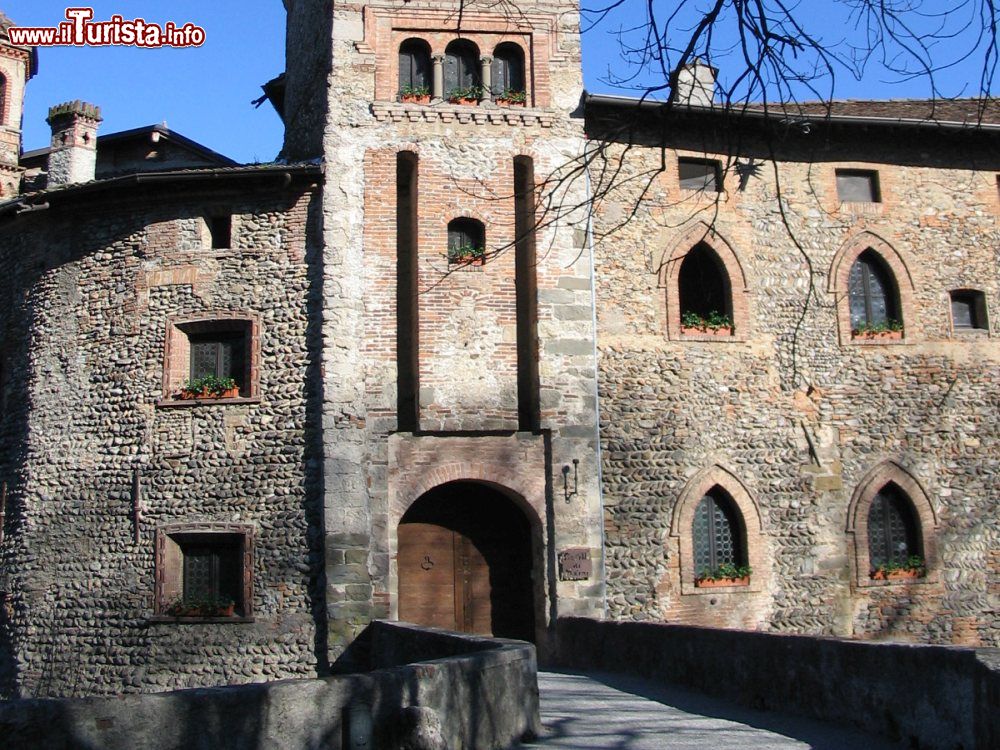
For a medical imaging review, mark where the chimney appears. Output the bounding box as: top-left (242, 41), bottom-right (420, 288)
top-left (46, 100), bottom-right (102, 187)
top-left (671, 59), bottom-right (717, 107)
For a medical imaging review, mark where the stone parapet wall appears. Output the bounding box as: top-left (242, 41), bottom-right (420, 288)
top-left (0, 621), bottom-right (542, 750)
top-left (556, 617), bottom-right (1000, 750)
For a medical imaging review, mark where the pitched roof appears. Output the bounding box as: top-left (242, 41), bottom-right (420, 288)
top-left (754, 98), bottom-right (1000, 127)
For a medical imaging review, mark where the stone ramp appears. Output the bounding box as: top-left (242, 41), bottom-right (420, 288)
top-left (522, 671), bottom-right (898, 749)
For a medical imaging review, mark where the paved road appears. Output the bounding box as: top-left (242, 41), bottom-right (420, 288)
top-left (522, 671), bottom-right (898, 749)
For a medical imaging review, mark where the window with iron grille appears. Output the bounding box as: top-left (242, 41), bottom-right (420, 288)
top-left (166, 317), bottom-right (255, 401)
top-left (692, 488), bottom-right (745, 576)
top-left (950, 289), bottom-right (988, 331)
top-left (849, 250), bottom-right (900, 331)
top-left (189, 331), bottom-right (245, 385)
top-left (155, 526), bottom-right (253, 619)
top-left (678, 158), bottom-right (721, 192)
top-left (398, 38), bottom-right (431, 96)
top-left (867, 484), bottom-right (921, 569)
top-left (836, 169), bottom-right (880, 202)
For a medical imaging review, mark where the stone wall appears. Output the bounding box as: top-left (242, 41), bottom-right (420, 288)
top-left (0, 169), bottom-right (326, 698)
top-left (588, 107), bottom-right (1000, 645)
top-left (556, 617), bottom-right (1000, 750)
top-left (0, 620), bottom-right (542, 750)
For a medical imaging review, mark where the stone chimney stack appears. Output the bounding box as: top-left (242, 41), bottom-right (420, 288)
top-left (671, 59), bottom-right (717, 107)
top-left (46, 101), bottom-right (102, 187)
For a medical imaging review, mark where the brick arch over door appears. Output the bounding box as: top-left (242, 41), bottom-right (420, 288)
top-left (657, 222), bottom-right (751, 340)
top-left (846, 461), bottom-right (939, 587)
top-left (669, 464), bottom-right (767, 594)
top-left (828, 231), bottom-right (915, 344)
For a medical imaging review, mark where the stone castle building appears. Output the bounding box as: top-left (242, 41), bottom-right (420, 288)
top-left (0, 2), bottom-right (996, 698)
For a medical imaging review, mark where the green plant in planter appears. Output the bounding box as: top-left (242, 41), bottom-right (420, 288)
top-left (166, 595), bottom-right (236, 617)
top-left (871, 555), bottom-right (925, 578)
top-left (448, 243), bottom-right (486, 263)
top-left (181, 374), bottom-right (238, 398)
top-left (399, 84), bottom-right (430, 100)
top-left (497, 88), bottom-right (526, 104)
top-left (697, 563), bottom-right (752, 581)
top-left (852, 318), bottom-right (903, 336)
top-left (681, 310), bottom-right (734, 331)
top-left (447, 85), bottom-right (483, 102)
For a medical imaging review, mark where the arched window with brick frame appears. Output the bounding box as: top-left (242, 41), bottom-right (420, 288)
top-left (670, 465), bottom-right (767, 594)
top-left (658, 223), bottom-right (750, 341)
top-left (847, 462), bottom-right (938, 586)
top-left (830, 232), bottom-right (914, 344)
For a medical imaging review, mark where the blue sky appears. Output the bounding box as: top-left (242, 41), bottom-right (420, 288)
top-left (6, 2), bottom-right (994, 163)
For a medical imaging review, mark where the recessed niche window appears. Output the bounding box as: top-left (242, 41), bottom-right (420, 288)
top-left (678, 242), bottom-right (733, 334)
top-left (950, 289), bottom-right (987, 331)
top-left (447, 218), bottom-right (486, 265)
top-left (208, 215), bottom-right (232, 249)
top-left (836, 169), bottom-right (881, 203)
top-left (0, 74), bottom-right (7, 127)
top-left (867, 484), bottom-right (923, 578)
top-left (398, 38), bottom-right (431, 100)
top-left (492, 43), bottom-right (526, 102)
top-left (678, 158), bottom-right (721, 192)
top-left (692, 488), bottom-right (749, 585)
top-left (163, 316), bottom-right (257, 402)
top-left (445, 40), bottom-right (482, 102)
top-left (848, 250), bottom-right (901, 336)
top-left (155, 525), bottom-right (253, 619)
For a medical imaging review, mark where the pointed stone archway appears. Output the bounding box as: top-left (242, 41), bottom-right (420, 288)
top-left (397, 480), bottom-right (537, 642)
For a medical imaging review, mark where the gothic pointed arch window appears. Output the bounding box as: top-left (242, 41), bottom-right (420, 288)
top-left (398, 38), bottom-right (431, 98)
top-left (847, 463), bottom-right (937, 586)
top-left (678, 242), bottom-right (733, 334)
top-left (849, 250), bottom-right (901, 335)
top-left (491, 42), bottom-right (525, 99)
top-left (445, 40), bottom-right (481, 98)
top-left (692, 487), bottom-right (748, 581)
top-left (867, 483), bottom-right (922, 571)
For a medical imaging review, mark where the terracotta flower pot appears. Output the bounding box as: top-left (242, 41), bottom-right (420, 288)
top-left (871, 568), bottom-right (922, 581)
top-left (681, 325), bottom-right (734, 337)
top-left (695, 575), bottom-right (750, 588)
top-left (401, 94), bottom-right (431, 105)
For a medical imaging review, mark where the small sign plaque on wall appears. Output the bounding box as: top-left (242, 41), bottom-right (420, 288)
top-left (558, 548), bottom-right (591, 581)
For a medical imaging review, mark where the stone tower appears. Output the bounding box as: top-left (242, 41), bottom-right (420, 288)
top-left (0, 13), bottom-right (36, 199)
top-left (46, 101), bottom-right (102, 187)
top-left (283, 0), bottom-right (603, 662)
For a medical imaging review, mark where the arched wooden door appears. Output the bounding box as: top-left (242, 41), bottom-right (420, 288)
top-left (398, 523), bottom-right (492, 634)
top-left (397, 481), bottom-right (535, 641)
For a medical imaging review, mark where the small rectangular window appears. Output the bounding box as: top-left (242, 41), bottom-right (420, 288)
top-left (208, 215), bottom-right (232, 249)
top-left (163, 316), bottom-right (256, 402)
top-left (155, 525), bottom-right (253, 619)
top-left (678, 158), bottom-right (721, 192)
top-left (836, 169), bottom-right (880, 203)
top-left (950, 290), bottom-right (987, 331)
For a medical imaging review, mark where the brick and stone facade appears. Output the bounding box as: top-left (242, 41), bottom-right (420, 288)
top-left (587, 102), bottom-right (999, 645)
top-left (0, 1), bottom-right (996, 700)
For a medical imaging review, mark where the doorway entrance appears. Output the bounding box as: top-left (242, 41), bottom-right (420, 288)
top-left (397, 481), bottom-right (536, 642)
